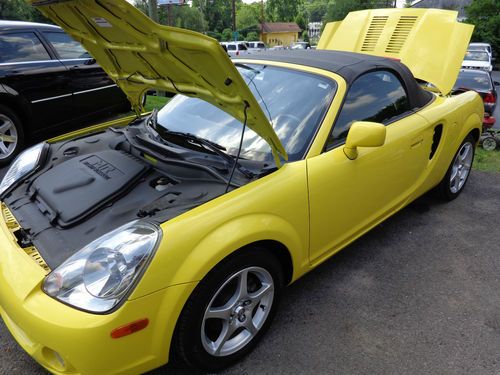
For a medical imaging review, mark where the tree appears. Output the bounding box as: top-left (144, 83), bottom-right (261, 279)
top-left (221, 27), bottom-right (233, 41)
top-left (323, 0), bottom-right (392, 23)
top-left (236, 3), bottom-right (260, 30)
top-left (302, 30), bottom-right (309, 42)
top-left (192, 0), bottom-right (235, 33)
top-left (295, 13), bottom-right (307, 33)
top-left (0, 0), bottom-right (49, 23)
top-left (466, 0), bottom-right (500, 56)
top-left (265, 0), bottom-right (302, 22)
top-left (246, 31), bottom-right (259, 41)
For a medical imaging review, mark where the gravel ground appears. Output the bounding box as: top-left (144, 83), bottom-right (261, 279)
top-left (1, 170), bottom-right (499, 375)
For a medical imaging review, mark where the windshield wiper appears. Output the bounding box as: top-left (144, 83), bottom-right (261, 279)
top-left (158, 128), bottom-right (254, 179)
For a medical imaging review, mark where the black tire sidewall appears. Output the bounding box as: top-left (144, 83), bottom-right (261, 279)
top-left (0, 104), bottom-right (24, 166)
top-left (439, 134), bottom-right (475, 201)
top-left (174, 248), bottom-right (284, 372)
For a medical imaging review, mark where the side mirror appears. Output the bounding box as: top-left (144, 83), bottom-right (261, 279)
top-left (344, 121), bottom-right (386, 160)
top-left (494, 81), bottom-right (500, 86)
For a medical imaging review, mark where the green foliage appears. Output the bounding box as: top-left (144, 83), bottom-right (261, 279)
top-left (158, 5), bottom-right (206, 31)
top-left (324, 0), bottom-right (394, 23)
top-left (294, 13), bottom-right (306, 32)
top-left (306, 1), bottom-right (328, 23)
top-left (265, 0), bottom-right (302, 22)
top-left (246, 31), bottom-right (260, 41)
top-left (192, 0), bottom-right (235, 33)
top-left (206, 30), bottom-right (222, 41)
top-left (466, 0), bottom-right (500, 56)
top-left (236, 3), bottom-right (260, 30)
top-left (0, 0), bottom-right (50, 23)
top-left (221, 28), bottom-right (233, 41)
top-left (302, 30), bottom-right (309, 42)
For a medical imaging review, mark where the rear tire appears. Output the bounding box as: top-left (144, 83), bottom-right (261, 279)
top-left (438, 134), bottom-right (475, 201)
top-left (0, 105), bottom-right (24, 166)
top-left (481, 136), bottom-right (496, 151)
top-left (173, 248), bottom-right (284, 372)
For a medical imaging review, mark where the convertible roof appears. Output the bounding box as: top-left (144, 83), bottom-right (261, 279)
top-left (237, 50), bottom-right (432, 108)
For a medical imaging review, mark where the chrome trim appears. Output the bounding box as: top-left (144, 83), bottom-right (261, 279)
top-left (0, 60), bottom-right (54, 66)
top-left (73, 84), bottom-right (117, 95)
top-left (31, 93), bottom-right (72, 104)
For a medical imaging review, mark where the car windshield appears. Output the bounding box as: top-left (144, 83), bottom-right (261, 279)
top-left (156, 64), bottom-right (336, 162)
top-left (464, 51), bottom-right (489, 62)
top-left (454, 71), bottom-right (491, 91)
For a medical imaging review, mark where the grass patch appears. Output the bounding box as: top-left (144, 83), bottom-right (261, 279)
top-left (473, 147), bottom-right (500, 172)
top-left (144, 95), bottom-right (170, 112)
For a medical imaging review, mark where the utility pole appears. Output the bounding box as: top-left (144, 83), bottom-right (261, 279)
top-left (148, 0), bottom-right (158, 22)
top-left (232, 0), bottom-right (236, 31)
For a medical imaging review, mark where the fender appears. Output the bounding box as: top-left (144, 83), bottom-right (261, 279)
top-left (132, 213), bottom-right (308, 299)
top-left (0, 85), bottom-right (33, 128)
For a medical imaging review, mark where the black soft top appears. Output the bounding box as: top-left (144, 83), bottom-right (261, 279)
top-left (236, 50), bottom-right (433, 109)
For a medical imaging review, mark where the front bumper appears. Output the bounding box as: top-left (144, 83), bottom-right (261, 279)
top-left (0, 206), bottom-right (196, 375)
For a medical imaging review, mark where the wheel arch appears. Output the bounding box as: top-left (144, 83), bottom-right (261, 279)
top-left (0, 93), bottom-right (32, 132)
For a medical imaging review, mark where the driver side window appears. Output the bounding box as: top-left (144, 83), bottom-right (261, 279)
top-left (326, 70), bottom-right (410, 149)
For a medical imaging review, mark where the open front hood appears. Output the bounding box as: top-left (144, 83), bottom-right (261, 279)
top-left (318, 8), bottom-right (474, 95)
top-left (30, 0), bottom-right (287, 163)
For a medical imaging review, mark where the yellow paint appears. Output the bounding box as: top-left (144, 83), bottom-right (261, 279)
top-left (318, 8), bottom-right (474, 95)
top-left (0, 7), bottom-right (484, 375)
top-left (343, 121), bottom-right (387, 160)
top-left (261, 31), bottom-right (299, 47)
top-left (29, 0), bottom-right (287, 162)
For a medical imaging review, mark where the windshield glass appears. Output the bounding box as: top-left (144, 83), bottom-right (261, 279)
top-left (464, 51), bottom-right (489, 62)
top-left (156, 64), bottom-right (336, 162)
top-left (454, 71), bottom-right (491, 91)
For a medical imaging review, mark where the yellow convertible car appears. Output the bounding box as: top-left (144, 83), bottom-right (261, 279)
top-left (0, 1), bottom-right (483, 374)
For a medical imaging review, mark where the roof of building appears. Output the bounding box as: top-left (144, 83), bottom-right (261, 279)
top-left (0, 20), bottom-right (61, 31)
top-left (235, 49), bottom-right (432, 107)
top-left (260, 22), bottom-right (301, 33)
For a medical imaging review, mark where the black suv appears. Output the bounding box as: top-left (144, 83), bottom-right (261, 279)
top-left (0, 20), bottom-right (130, 165)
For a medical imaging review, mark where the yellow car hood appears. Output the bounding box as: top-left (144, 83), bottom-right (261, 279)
top-left (30, 0), bottom-right (287, 163)
top-left (318, 8), bottom-right (474, 95)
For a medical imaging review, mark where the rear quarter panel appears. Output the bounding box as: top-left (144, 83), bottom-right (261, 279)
top-left (411, 90), bottom-right (483, 199)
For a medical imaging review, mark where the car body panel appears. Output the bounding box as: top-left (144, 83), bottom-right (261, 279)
top-left (30, 0), bottom-right (287, 162)
top-left (317, 8), bottom-right (474, 95)
top-left (0, 7), bottom-right (485, 375)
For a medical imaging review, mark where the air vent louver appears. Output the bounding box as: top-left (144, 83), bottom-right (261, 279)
top-left (386, 15), bottom-right (418, 53)
top-left (361, 16), bottom-right (388, 52)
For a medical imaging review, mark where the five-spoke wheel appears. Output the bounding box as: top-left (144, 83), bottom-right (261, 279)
top-left (0, 105), bottom-right (24, 166)
top-left (173, 248), bottom-right (283, 372)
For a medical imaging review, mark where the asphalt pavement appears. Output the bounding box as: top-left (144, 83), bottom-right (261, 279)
top-left (0, 74), bottom-right (499, 375)
top-left (1, 172), bottom-right (500, 374)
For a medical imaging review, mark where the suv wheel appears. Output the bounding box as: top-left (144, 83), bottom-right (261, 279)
top-left (0, 105), bottom-right (24, 166)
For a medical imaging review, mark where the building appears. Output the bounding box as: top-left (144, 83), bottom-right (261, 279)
top-left (411, 0), bottom-right (472, 20)
top-left (260, 22), bottom-right (301, 47)
top-left (308, 22), bottom-right (323, 39)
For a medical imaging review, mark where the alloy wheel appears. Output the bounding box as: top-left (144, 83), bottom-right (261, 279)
top-left (201, 266), bottom-right (274, 357)
top-left (449, 141), bottom-right (473, 194)
top-left (0, 114), bottom-right (18, 160)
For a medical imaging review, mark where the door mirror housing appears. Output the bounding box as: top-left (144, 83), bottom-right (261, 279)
top-left (344, 121), bottom-right (387, 160)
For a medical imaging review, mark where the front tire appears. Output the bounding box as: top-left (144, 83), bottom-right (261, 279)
top-left (173, 248), bottom-right (284, 372)
top-left (438, 134), bottom-right (475, 201)
top-left (0, 105), bottom-right (24, 166)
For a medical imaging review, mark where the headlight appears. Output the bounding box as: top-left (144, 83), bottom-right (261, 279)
top-left (43, 221), bottom-right (161, 313)
top-left (0, 143), bottom-right (45, 196)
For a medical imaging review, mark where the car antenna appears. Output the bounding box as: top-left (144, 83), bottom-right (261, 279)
top-left (225, 102), bottom-right (249, 193)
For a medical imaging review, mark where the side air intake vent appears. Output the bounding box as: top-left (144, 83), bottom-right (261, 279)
top-left (385, 15), bottom-right (418, 53)
top-left (361, 16), bottom-right (388, 52)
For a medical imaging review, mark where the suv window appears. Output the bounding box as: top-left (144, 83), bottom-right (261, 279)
top-left (227, 44), bottom-right (236, 51)
top-left (43, 32), bottom-right (90, 59)
top-left (0, 32), bottom-right (50, 63)
top-left (238, 43), bottom-right (247, 51)
top-left (328, 70), bottom-right (410, 146)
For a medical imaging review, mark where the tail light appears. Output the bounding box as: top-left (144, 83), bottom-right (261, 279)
top-left (236, 50), bottom-right (239, 56)
top-left (484, 92), bottom-right (495, 105)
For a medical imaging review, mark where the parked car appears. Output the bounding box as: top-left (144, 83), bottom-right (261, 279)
top-left (453, 69), bottom-right (498, 115)
top-left (247, 41), bottom-right (266, 52)
top-left (0, 3), bottom-right (483, 375)
top-left (220, 41), bottom-right (250, 56)
top-left (290, 41), bottom-right (311, 50)
top-left (462, 50), bottom-right (493, 72)
top-left (468, 42), bottom-right (493, 57)
top-left (0, 20), bottom-right (130, 165)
